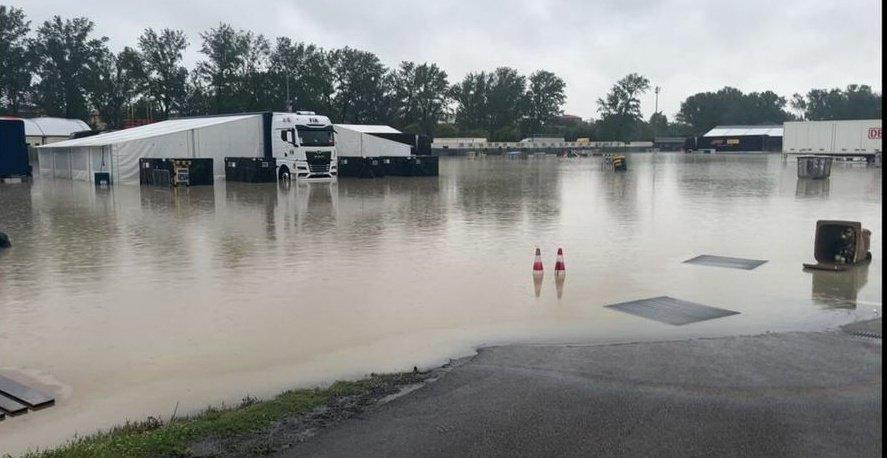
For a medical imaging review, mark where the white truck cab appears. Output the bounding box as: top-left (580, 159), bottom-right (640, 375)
top-left (272, 111), bottom-right (337, 180)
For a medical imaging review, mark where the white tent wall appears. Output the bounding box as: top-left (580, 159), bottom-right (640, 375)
top-left (111, 115), bottom-right (263, 183)
top-left (36, 114), bottom-right (265, 184)
top-left (334, 126), bottom-right (411, 157)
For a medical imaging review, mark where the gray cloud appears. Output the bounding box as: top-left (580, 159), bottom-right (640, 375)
top-left (10, 0), bottom-right (882, 120)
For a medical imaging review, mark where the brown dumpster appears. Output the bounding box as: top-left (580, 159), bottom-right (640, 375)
top-left (803, 220), bottom-right (872, 271)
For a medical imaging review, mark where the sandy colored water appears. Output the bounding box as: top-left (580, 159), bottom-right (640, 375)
top-left (0, 154), bottom-right (881, 454)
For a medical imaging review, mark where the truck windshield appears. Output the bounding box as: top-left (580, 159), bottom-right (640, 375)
top-left (297, 127), bottom-right (334, 147)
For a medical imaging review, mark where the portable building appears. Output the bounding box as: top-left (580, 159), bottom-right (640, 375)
top-left (22, 117), bottom-right (91, 146)
top-left (37, 114), bottom-right (264, 184)
top-left (334, 125), bottom-right (412, 157)
top-left (782, 119), bottom-right (881, 155)
top-left (699, 125), bottom-right (783, 152)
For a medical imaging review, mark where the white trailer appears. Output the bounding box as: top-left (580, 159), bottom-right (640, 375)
top-left (37, 112), bottom-right (337, 184)
top-left (334, 124), bottom-right (412, 157)
top-left (783, 119), bottom-right (882, 156)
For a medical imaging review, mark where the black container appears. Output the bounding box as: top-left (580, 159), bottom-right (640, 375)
top-left (225, 157), bottom-right (277, 182)
top-left (411, 155), bottom-right (438, 176)
top-left (94, 172), bottom-right (111, 186)
top-left (0, 119), bottom-right (28, 177)
top-left (336, 157), bottom-right (366, 178)
top-left (139, 158), bottom-right (213, 187)
top-left (384, 157), bottom-right (414, 176)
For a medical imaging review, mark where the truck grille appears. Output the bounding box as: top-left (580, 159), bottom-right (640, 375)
top-left (309, 163), bottom-right (330, 173)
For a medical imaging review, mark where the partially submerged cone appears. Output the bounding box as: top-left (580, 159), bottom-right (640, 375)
top-left (533, 248), bottom-right (544, 273)
top-left (554, 248), bottom-right (565, 274)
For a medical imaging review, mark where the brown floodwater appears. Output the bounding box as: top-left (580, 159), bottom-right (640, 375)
top-left (0, 154), bottom-right (881, 454)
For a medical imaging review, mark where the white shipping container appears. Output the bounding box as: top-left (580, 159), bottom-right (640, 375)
top-left (783, 119), bottom-right (881, 155)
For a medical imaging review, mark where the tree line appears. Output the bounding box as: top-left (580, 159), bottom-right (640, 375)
top-left (0, 5), bottom-right (881, 141)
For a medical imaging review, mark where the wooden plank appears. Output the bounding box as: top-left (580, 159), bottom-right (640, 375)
top-left (0, 375), bottom-right (54, 408)
top-left (0, 393), bottom-right (28, 415)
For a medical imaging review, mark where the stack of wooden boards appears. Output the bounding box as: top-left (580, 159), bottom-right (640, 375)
top-left (0, 374), bottom-right (55, 420)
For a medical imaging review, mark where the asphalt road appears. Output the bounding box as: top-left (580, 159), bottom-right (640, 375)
top-left (283, 329), bottom-right (882, 457)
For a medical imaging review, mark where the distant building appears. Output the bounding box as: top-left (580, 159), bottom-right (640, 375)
top-left (653, 137), bottom-right (687, 151)
top-left (432, 137), bottom-right (488, 149)
top-left (700, 125), bottom-right (783, 152)
top-left (520, 136), bottom-right (565, 145)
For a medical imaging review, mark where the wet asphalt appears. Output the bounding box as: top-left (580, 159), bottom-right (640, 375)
top-left (283, 326), bottom-right (881, 457)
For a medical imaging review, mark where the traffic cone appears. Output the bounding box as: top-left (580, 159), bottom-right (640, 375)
top-left (554, 248), bottom-right (565, 274)
top-left (533, 248), bottom-right (544, 273)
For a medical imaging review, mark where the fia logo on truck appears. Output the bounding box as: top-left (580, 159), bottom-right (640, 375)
top-left (868, 127), bottom-right (881, 140)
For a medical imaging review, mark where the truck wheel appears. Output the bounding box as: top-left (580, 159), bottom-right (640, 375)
top-left (278, 166), bottom-right (290, 181)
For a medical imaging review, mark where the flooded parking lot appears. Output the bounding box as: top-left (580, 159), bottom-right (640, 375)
top-left (0, 154), bottom-right (881, 453)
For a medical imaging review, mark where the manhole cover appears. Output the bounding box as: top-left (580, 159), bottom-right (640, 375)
top-left (605, 296), bottom-right (740, 326)
top-left (684, 255), bottom-right (768, 270)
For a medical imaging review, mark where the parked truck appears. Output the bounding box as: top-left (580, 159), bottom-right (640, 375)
top-left (38, 111), bottom-right (337, 184)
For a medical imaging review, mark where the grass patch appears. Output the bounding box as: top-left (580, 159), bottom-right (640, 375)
top-left (23, 378), bottom-right (392, 458)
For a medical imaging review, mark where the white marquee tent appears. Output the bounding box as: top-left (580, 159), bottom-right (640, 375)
top-left (334, 124), bottom-right (412, 157)
top-left (38, 114), bottom-right (263, 184)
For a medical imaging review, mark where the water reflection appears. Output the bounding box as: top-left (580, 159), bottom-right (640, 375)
top-left (796, 178), bottom-right (830, 199)
top-left (809, 264), bottom-right (870, 308)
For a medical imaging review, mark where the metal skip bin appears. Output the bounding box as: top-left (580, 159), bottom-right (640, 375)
top-left (225, 157), bottom-right (277, 182)
top-left (139, 158), bottom-right (214, 187)
top-left (797, 156), bottom-right (832, 179)
top-left (804, 220), bottom-right (872, 271)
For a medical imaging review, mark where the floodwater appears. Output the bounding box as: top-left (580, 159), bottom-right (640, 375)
top-left (0, 154), bottom-right (881, 454)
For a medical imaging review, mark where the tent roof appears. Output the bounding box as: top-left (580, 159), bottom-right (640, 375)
top-left (335, 124), bottom-right (401, 134)
top-left (703, 125), bottom-right (783, 138)
top-left (40, 114), bottom-right (258, 148)
top-left (13, 117), bottom-right (90, 137)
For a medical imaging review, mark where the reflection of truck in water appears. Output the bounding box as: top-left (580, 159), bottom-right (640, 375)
top-left (274, 112), bottom-right (337, 181)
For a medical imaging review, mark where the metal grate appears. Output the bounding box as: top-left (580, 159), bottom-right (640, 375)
top-left (684, 255), bottom-right (767, 270)
top-left (605, 296), bottom-right (740, 326)
top-left (841, 318), bottom-right (882, 338)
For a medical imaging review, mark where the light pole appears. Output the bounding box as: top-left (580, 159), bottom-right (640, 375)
top-left (653, 86), bottom-right (661, 140)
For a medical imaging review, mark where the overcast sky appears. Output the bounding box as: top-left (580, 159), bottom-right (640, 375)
top-left (10, 0), bottom-right (883, 120)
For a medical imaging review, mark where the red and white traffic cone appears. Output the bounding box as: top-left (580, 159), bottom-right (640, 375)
top-left (554, 248), bottom-right (565, 275)
top-left (533, 247), bottom-right (544, 273)
top-left (532, 247), bottom-right (544, 297)
top-left (554, 248), bottom-right (565, 299)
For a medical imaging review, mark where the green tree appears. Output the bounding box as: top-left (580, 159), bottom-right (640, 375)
top-left (524, 70), bottom-right (566, 135)
top-left (270, 38), bottom-right (334, 113)
top-left (85, 47), bottom-right (145, 128)
top-left (486, 67), bottom-right (526, 138)
top-left (390, 61), bottom-right (449, 135)
top-left (32, 16), bottom-right (108, 120)
top-left (138, 28), bottom-right (188, 118)
top-left (329, 47), bottom-right (391, 123)
top-left (196, 23), bottom-right (253, 114)
top-left (450, 71), bottom-right (491, 134)
top-left (677, 87), bottom-right (793, 134)
top-left (0, 6), bottom-right (32, 114)
top-left (791, 85), bottom-right (882, 121)
top-left (237, 32), bottom-right (272, 111)
top-left (596, 73), bottom-right (650, 141)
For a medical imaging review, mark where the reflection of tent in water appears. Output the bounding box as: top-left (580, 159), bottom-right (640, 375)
top-left (810, 264), bottom-right (869, 308)
top-left (796, 178), bottom-right (830, 198)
